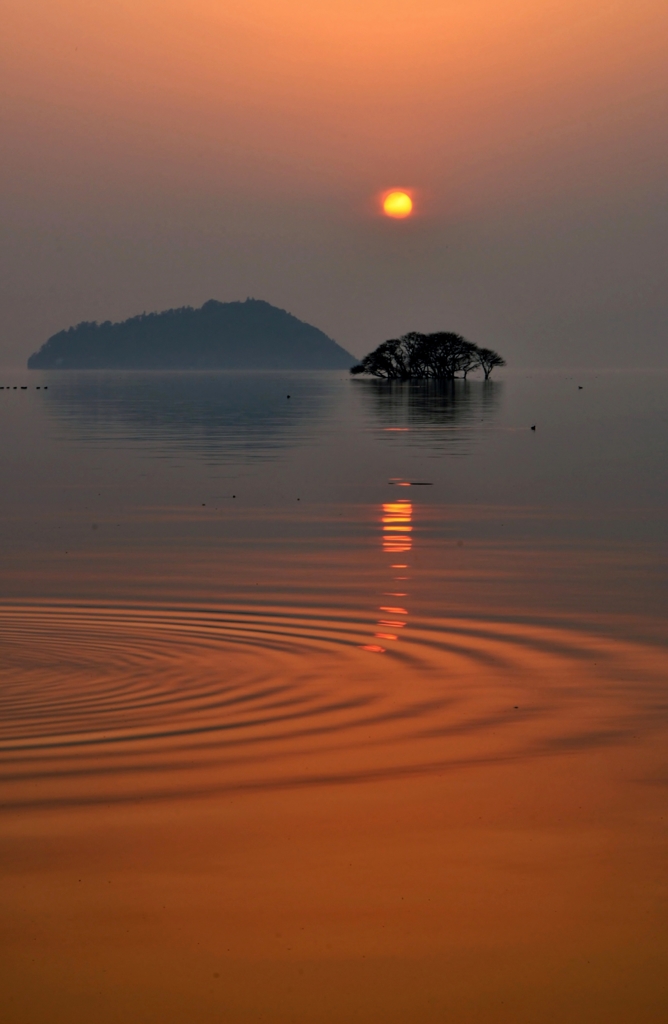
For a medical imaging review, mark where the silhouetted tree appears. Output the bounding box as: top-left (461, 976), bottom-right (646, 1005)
top-left (350, 333), bottom-right (425, 379)
top-left (476, 347), bottom-right (506, 380)
top-left (351, 333), bottom-right (505, 380)
top-left (420, 333), bottom-right (478, 380)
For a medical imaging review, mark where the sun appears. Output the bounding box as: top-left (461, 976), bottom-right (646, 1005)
top-left (382, 190), bottom-right (413, 219)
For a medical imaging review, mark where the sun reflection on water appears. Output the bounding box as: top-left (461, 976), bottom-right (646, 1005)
top-left (361, 500), bottom-right (413, 652)
top-left (382, 500), bottom-right (413, 554)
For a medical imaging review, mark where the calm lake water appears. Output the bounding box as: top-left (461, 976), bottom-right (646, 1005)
top-left (1, 369), bottom-right (667, 1023)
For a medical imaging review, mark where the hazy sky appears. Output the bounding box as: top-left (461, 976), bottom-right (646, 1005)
top-left (2, 0), bottom-right (667, 367)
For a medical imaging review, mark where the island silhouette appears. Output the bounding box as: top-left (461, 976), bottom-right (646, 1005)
top-left (27, 299), bottom-right (354, 370)
top-left (351, 332), bottom-right (505, 380)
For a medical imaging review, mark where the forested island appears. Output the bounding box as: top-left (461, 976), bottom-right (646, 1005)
top-left (27, 299), bottom-right (354, 370)
top-left (351, 332), bottom-right (505, 380)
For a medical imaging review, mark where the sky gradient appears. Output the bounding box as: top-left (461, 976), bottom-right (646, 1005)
top-left (2, 0), bottom-right (667, 366)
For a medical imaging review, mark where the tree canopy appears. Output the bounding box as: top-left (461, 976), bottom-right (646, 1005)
top-left (350, 332), bottom-right (505, 380)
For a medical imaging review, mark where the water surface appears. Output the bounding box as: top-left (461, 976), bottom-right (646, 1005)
top-left (1, 369), bottom-right (667, 1023)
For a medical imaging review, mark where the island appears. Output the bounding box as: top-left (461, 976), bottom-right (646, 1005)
top-left (350, 332), bottom-right (505, 380)
top-left (27, 299), bottom-right (355, 371)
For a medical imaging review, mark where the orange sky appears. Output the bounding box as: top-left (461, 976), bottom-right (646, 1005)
top-left (1, 0), bottom-right (667, 364)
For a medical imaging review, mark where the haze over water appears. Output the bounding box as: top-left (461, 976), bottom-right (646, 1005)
top-left (1, 368), bottom-right (667, 1023)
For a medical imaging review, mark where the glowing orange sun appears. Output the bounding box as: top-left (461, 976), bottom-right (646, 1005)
top-left (382, 190), bottom-right (413, 218)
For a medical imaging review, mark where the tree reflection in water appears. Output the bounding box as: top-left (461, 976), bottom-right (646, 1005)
top-left (354, 377), bottom-right (502, 450)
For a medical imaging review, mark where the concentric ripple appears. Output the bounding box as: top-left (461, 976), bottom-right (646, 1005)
top-left (0, 601), bottom-right (666, 810)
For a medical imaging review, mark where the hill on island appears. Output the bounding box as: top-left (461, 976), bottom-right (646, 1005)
top-left (27, 299), bottom-right (355, 370)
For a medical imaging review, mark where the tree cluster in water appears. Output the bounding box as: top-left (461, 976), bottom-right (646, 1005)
top-left (350, 332), bottom-right (505, 380)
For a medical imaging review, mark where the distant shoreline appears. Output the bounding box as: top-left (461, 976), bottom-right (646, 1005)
top-left (27, 298), bottom-right (355, 371)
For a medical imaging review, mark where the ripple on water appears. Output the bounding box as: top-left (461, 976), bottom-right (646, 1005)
top-left (0, 601), bottom-right (665, 810)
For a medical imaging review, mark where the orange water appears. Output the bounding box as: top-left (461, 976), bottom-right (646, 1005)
top-left (1, 372), bottom-right (667, 1021)
top-left (2, 531), bottom-right (667, 1023)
